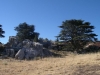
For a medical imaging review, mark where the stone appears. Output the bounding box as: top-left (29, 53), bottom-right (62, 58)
top-left (5, 37), bottom-right (53, 60)
top-left (15, 48), bottom-right (25, 60)
top-left (5, 49), bottom-right (15, 58)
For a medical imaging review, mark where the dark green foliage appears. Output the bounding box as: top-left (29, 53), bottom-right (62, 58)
top-left (14, 22), bottom-right (39, 41)
top-left (55, 36), bottom-right (59, 42)
top-left (58, 19), bottom-right (98, 52)
top-left (0, 25), bottom-right (5, 54)
top-left (33, 33), bottom-right (39, 42)
top-left (84, 45), bottom-right (100, 53)
top-left (0, 46), bottom-right (5, 53)
top-left (0, 25), bottom-right (5, 38)
top-left (62, 43), bottom-right (74, 51)
top-left (0, 42), bottom-right (5, 55)
top-left (38, 38), bottom-right (52, 49)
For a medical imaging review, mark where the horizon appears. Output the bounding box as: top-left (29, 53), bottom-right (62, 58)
top-left (0, 0), bottom-right (100, 44)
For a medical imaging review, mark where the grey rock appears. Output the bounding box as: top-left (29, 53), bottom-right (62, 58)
top-left (15, 48), bottom-right (25, 60)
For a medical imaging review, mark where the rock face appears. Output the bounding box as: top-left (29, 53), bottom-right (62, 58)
top-left (5, 36), bottom-right (52, 60)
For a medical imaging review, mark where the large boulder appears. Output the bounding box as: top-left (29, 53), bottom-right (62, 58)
top-left (24, 48), bottom-right (33, 60)
top-left (15, 48), bottom-right (25, 60)
top-left (24, 42), bottom-right (44, 60)
top-left (34, 42), bottom-right (44, 57)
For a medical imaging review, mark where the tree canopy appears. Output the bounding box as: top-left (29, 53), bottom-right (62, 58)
top-left (0, 25), bottom-right (5, 38)
top-left (14, 22), bottom-right (39, 41)
top-left (58, 19), bottom-right (98, 51)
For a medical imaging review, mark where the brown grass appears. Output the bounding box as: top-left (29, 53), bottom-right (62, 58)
top-left (0, 52), bottom-right (100, 75)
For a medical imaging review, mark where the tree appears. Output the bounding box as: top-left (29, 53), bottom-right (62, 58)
top-left (0, 25), bottom-right (5, 38)
top-left (0, 25), bottom-right (5, 53)
top-left (33, 32), bottom-right (39, 42)
top-left (58, 19), bottom-right (98, 52)
top-left (14, 22), bottom-right (39, 41)
top-left (38, 38), bottom-right (52, 49)
top-left (55, 36), bottom-right (59, 42)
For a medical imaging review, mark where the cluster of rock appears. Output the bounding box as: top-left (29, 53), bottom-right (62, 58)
top-left (5, 36), bottom-right (52, 60)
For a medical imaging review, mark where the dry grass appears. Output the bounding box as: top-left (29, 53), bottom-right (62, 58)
top-left (0, 52), bottom-right (100, 75)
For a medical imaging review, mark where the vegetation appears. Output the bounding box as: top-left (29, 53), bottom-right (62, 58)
top-left (57, 19), bottom-right (98, 52)
top-left (0, 25), bottom-right (5, 38)
top-left (14, 22), bottom-right (39, 41)
top-left (1, 53), bottom-right (100, 75)
top-left (0, 19), bottom-right (100, 75)
top-left (0, 19), bottom-right (99, 54)
top-left (38, 38), bottom-right (52, 48)
top-left (0, 25), bottom-right (5, 53)
top-left (33, 33), bottom-right (39, 42)
top-left (0, 42), bottom-right (5, 54)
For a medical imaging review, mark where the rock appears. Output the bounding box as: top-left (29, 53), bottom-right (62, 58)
top-left (24, 48), bottom-right (34, 60)
top-left (9, 36), bottom-right (18, 47)
top-left (33, 42), bottom-right (44, 57)
top-left (6, 49), bottom-right (11, 56)
top-left (10, 49), bottom-right (15, 58)
top-left (5, 37), bottom-right (53, 60)
top-left (15, 48), bottom-right (25, 60)
top-left (17, 43), bottom-right (22, 48)
top-left (5, 49), bottom-right (15, 58)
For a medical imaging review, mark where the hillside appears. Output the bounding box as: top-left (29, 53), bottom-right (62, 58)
top-left (0, 53), bottom-right (100, 75)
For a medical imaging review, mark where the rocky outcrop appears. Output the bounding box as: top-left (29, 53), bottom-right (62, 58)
top-left (5, 36), bottom-right (52, 60)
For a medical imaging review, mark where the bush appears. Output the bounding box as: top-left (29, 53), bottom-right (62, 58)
top-left (0, 44), bottom-right (5, 55)
top-left (84, 45), bottom-right (100, 53)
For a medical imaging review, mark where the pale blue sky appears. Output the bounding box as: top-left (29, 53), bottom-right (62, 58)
top-left (0, 0), bottom-right (100, 44)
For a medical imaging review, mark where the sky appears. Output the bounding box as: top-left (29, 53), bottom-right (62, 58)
top-left (0, 0), bottom-right (100, 44)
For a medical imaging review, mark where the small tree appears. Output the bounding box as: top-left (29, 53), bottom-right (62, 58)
top-left (0, 25), bottom-right (5, 38)
top-left (58, 19), bottom-right (98, 52)
top-left (0, 25), bottom-right (5, 53)
top-left (14, 22), bottom-right (39, 41)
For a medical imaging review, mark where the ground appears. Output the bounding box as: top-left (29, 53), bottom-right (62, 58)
top-left (0, 52), bottom-right (100, 75)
